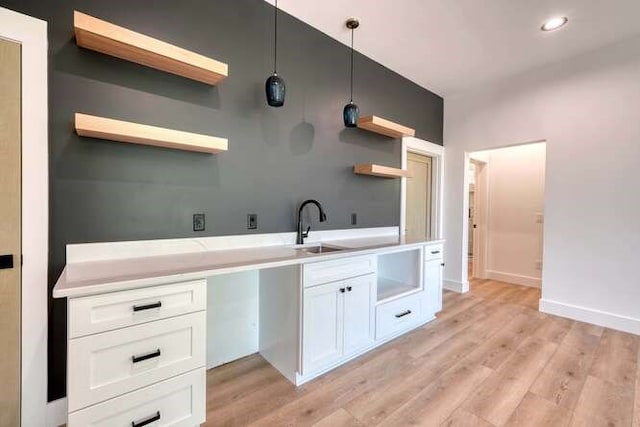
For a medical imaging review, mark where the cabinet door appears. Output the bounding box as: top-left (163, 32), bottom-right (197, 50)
top-left (424, 259), bottom-right (443, 315)
top-left (302, 282), bottom-right (344, 375)
top-left (343, 274), bottom-right (375, 355)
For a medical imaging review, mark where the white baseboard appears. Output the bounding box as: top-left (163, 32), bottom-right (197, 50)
top-left (539, 299), bottom-right (640, 335)
top-left (46, 397), bottom-right (67, 427)
top-left (444, 280), bottom-right (469, 293)
top-left (485, 270), bottom-right (541, 288)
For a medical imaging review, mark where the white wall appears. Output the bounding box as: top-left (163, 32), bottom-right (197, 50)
top-left (477, 143), bottom-right (545, 287)
top-left (444, 35), bottom-right (640, 334)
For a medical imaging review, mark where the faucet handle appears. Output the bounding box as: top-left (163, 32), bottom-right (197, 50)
top-left (303, 226), bottom-right (311, 238)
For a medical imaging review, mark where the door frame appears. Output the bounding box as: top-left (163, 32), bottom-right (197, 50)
top-left (0, 7), bottom-right (48, 426)
top-left (400, 137), bottom-right (444, 239)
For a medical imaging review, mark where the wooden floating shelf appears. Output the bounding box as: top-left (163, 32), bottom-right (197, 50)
top-left (75, 113), bottom-right (228, 154)
top-left (74, 11), bottom-right (228, 85)
top-left (357, 115), bottom-right (416, 138)
top-left (354, 164), bottom-right (411, 179)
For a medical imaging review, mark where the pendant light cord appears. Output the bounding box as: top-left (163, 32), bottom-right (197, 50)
top-left (349, 27), bottom-right (354, 102)
top-left (274, 0), bottom-right (278, 74)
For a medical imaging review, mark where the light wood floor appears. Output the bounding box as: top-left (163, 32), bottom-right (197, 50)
top-left (206, 279), bottom-right (640, 426)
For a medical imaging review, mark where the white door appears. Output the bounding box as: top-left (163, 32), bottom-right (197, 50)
top-left (343, 274), bottom-right (375, 355)
top-left (302, 282), bottom-right (344, 374)
top-left (406, 152), bottom-right (432, 238)
top-left (0, 36), bottom-right (21, 427)
top-left (424, 259), bottom-right (443, 315)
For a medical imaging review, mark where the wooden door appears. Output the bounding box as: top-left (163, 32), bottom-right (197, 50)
top-left (302, 282), bottom-right (344, 375)
top-left (0, 37), bottom-right (22, 427)
top-left (406, 152), bottom-right (432, 238)
top-left (343, 274), bottom-right (374, 355)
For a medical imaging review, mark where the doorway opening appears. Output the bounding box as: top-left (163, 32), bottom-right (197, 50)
top-left (406, 152), bottom-right (433, 239)
top-left (400, 136), bottom-right (443, 240)
top-left (466, 142), bottom-right (546, 289)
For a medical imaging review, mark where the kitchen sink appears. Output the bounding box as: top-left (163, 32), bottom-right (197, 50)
top-left (298, 244), bottom-right (345, 254)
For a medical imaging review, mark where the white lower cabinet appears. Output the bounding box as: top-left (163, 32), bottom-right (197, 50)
top-left (302, 273), bottom-right (375, 375)
top-left (68, 368), bottom-right (205, 427)
top-left (343, 275), bottom-right (375, 355)
top-left (66, 280), bottom-right (207, 425)
top-left (424, 258), bottom-right (444, 316)
top-left (375, 292), bottom-right (423, 340)
top-left (68, 311), bottom-right (206, 411)
top-left (302, 281), bottom-right (345, 374)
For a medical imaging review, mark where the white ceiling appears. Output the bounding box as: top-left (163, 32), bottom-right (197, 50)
top-left (265, 0), bottom-right (640, 96)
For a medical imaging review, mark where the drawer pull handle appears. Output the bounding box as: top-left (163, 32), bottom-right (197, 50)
top-left (131, 411), bottom-right (160, 427)
top-left (339, 287), bottom-right (346, 293)
top-left (430, 250), bottom-right (441, 254)
top-left (346, 286), bottom-right (353, 292)
top-left (395, 310), bottom-right (412, 318)
top-left (132, 349), bottom-right (161, 364)
top-left (132, 301), bottom-right (162, 312)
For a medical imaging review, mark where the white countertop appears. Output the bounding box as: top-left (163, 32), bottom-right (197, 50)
top-left (53, 234), bottom-right (443, 298)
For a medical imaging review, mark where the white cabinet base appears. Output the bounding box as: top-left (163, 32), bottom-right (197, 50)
top-left (68, 368), bottom-right (205, 427)
top-left (294, 314), bottom-right (435, 386)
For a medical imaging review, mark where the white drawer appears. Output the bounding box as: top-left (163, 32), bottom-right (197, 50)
top-left (303, 255), bottom-right (375, 287)
top-left (68, 311), bottom-right (206, 412)
top-left (68, 368), bottom-right (205, 427)
top-left (69, 279), bottom-right (206, 338)
top-left (424, 244), bottom-right (444, 261)
top-left (376, 292), bottom-right (423, 340)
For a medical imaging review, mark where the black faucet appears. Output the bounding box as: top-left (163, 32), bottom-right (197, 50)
top-left (296, 199), bottom-right (327, 244)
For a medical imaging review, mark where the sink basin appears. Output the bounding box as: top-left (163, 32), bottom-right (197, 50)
top-left (298, 244), bottom-right (345, 254)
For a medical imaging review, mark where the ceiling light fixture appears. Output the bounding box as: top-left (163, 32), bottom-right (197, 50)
top-left (343, 18), bottom-right (360, 128)
top-left (541, 16), bottom-right (568, 32)
top-left (265, 0), bottom-right (285, 107)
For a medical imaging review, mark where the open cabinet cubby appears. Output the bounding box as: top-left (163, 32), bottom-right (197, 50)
top-left (376, 248), bottom-right (422, 303)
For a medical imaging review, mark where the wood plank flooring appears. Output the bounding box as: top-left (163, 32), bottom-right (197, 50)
top-left (205, 279), bottom-right (639, 426)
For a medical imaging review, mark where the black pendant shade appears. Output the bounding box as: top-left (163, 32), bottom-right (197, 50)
top-left (343, 102), bottom-right (359, 127)
top-left (266, 0), bottom-right (285, 107)
top-left (343, 18), bottom-right (360, 127)
top-left (266, 73), bottom-right (285, 107)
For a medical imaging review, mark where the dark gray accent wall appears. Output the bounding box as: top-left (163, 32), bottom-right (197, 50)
top-left (0, 0), bottom-right (443, 400)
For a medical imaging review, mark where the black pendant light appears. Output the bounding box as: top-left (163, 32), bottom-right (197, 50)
top-left (343, 18), bottom-right (360, 127)
top-left (265, 0), bottom-right (285, 107)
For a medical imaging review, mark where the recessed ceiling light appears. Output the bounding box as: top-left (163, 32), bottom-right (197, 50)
top-left (541, 16), bottom-right (568, 32)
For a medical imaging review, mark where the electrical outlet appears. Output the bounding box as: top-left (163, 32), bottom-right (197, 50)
top-left (535, 260), bottom-right (543, 270)
top-left (247, 213), bottom-right (258, 230)
top-left (193, 213), bottom-right (205, 232)
top-left (351, 213), bottom-right (357, 225)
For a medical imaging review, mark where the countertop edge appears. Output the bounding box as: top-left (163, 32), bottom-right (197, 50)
top-left (53, 238), bottom-right (445, 299)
